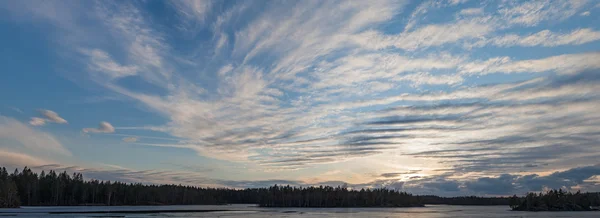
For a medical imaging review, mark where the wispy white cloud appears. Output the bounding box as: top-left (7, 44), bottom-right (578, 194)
top-left (310, 53), bottom-right (463, 91)
top-left (32, 163), bottom-right (220, 187)
top-left (4, 0), bottom-right (600, 193)
top-left (110, 133), bottom-right (180, 141)
top-left (67, 0), bottom-right (413, 168)
top-left (459, 8), bottom-right (484, 16)
top-left (403, 0), bottom-right (469, 32)
top-left (171, 0), bottom-right (212, 23)
top-left (29, 117), bottom-right (46, 126)
top-left (354, 19), bottom-right (494, 51)
top-left (96, 0), bottom-right (599, 174)
top-left (354, 0), bottom-right (595, 52)
top-left (393, 72), bottom-right (464, 86)
top-left (0, 116), bottom-right (71, 156)
top-left (28, 109), bottom-right (68, 126)
top-left (91, 2), bottom-right (172, 87)
top-left (469, 28), bottom-right (600, 48)
top-left (460, 52), bottom-right (600, 75)
top-left (39, 109), bottom-right (68, 124)
top-left (83, 121), bottom-right (115, 133)
top-left (82, 49), bottom-right (138, 79)
top-left (448, 0), bottom-right (468, 5)
top-left (498, 0), bottom-right (588, 26)
top-left (122, 136), bottom-right (138, 143)
top-left (404, 0), bottom-right (436, 32)
top-left (0, 149), bottom-right (48, 167)
top-left (215, 32), bottom-right (228, 51)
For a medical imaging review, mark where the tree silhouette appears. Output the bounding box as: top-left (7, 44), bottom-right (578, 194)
top-left (510, 189), bottom-right (600, 211)
top-left (2, 165), bottom-right (599, 210)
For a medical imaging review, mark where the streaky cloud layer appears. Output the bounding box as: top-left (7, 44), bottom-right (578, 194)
top-left (0, 0), bottom-right (599, 195)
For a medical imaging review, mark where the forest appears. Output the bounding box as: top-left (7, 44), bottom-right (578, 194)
top-left (0, 166), bottom-right (262, 207)
top-left (418, 195), bottom-right (510, 205)
top-left (509, 190), bottom-right (600, 211)
top-left (2, 166), bottom-right (599, 210)
top-left (257, 185), bottom-right (422, 207)
top-left (0, 166), bottom-right (422, 208)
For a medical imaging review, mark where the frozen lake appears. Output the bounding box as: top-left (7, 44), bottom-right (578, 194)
top-left (1, 204), bottom-right (599, 217)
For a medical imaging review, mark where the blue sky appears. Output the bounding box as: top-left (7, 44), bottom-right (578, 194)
top-left (1, 0), bottom-right (600, 196)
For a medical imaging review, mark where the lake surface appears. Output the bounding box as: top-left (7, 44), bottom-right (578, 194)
top-left (1, 204), bottom-right (599, 217)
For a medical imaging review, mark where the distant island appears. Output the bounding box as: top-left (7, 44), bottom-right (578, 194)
top-left (1, 166), bottom-right (599, 211)
top-left (509, 190), bottom-right (600, 211)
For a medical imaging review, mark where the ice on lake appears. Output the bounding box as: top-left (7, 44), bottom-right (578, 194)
top-left (1, 204), bottom-right (599, 217)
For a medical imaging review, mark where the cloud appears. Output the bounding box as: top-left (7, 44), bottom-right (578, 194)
top-left (171, 0), bottom-right (212, 23)
top-left (580, 11), bottom-right (590, 16)
top-left (459, 8), bottom-right (484, 16)
top-left (358, 71), bottom-right (599, 173)
top-left (422, 179), bottom-right (461, 192)
top-left (160, 162), bottom-right (214, 173)
top-left (215, 32), bottom-right (228, 51)
top-left (310, 53), bottom-right (463, 91)
top-left (40, 110), bottom-right (68, 123)
top-left (460, 52), bottom-right (600, 75)
top-left (218, 64), bottom-right (234, 76)
top-left (83, 121), bottom-right (115, 133)
top-left (0, 149), bottom-right (48, 167)
top-left (403, 1), bottom-right (436, 32)
top-left (122, 137), bottom-right (138, 143)
top-left (551, 165), bottom-right (600, 184)
top-left (392, 165), bottom-right (600, 196)
top-left (127, 63), bottom-right (598, 170)
top-left (470, 28), bottom-right (600, 48)
top-left (394, 72), bottom-right (464, 86)
top-left (10, 162), bottom-right (600, 196)
top-left (463, 165), bottom-right (600, 195)
top-left (71, 0), bottom-right (416, 168)
top-left (220, 165), bottom-right (600, 194)
top-left (83, 2), bottom-right (172, 88)
top-left (465, 174), bottom-right (517, 195)
top-left (6, 0), bottom-right (600, 190)
top-left (498, 0), bottom-right (588, 26)
top-left (355, 1), bottom-right (595, 51)
top-left (448, 0), bottom-right (468, 5)
top-left (402, 0), bottom-right (470, 32)
top-left (28, 109), bottom-right (68, 126)
top-left (380, 170), bottom-right (421, 178)
top-left (29, 117), bottom-right (46, 126)
top-left (0, 116), bottom-right (71, 156)
top-left (31, 164), bottom-right (218, 187)
top-left (81, 49), bottom-right (138, 79)
top-left (354, 19), bottom-right (494, 51)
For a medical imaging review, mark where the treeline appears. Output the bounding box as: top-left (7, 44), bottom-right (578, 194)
top-left (6, 166), bottom-right (599, 210)
top-left (0, 166), bottom-right (519, 209)
top-left (0, 167), bottom-right (19, 208)
top-left (418, 195), bottom-right (510, 205)
top-left (0, 166), bottom-right (507, 208)
top-left (257, 185), bottom-right (422, 207)
top-left (0, 166), bottom-right (262, 207)
top-left (509, 190), bottom-right (600, 211)
top-left (0, 166), bottom-right (423, 208)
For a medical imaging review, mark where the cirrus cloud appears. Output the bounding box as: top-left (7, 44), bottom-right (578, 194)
top-left (83, 121), bottom-right (115, 133)
top-left (2, 0), bottom-right (599, 194)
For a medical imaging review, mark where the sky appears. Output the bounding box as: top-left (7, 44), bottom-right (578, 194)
top-left (0, 0), bottom-right (599, 196)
